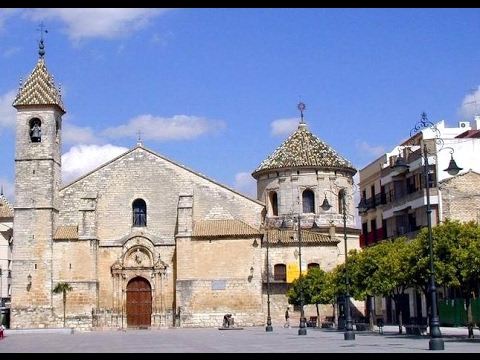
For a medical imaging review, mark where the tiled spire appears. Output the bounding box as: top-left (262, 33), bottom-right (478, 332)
top-left (12, 35), bottom-right (65, 113)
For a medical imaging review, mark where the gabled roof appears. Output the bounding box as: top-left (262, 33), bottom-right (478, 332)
top-left (61, 144), bottom-right (264, 206)
top-left (252, 122), bottom-right (356, 178)
top-left (12, 55), bottom-right (65, 113)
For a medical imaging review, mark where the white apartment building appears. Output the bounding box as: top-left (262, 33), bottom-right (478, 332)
top-left (358, 115), bottom-right (480, 323)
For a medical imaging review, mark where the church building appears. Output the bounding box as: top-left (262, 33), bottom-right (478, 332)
top-left (9, 39), bottom-right (363, 331)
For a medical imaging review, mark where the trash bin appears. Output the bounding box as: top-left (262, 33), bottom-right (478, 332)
top-left (1, 307), bottom-right (10, 329)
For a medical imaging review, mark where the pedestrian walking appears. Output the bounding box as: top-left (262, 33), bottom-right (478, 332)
top-left (284, 307), bottom-right (290, 328)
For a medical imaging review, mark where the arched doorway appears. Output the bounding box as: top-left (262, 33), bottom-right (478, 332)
top-left (126, 276), bottom-right (152, 328)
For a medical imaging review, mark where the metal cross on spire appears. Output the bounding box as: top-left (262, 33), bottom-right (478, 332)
top-left (37, 22), bottom-right (48, 58)
top-left (136, 129), bottom-right (143, 146)
top-left (297, 100), bottom-right (306, 124)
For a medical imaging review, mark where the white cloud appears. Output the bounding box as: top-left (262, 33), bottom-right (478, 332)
top-left (151, 31), bottom-right (175, 46)
top-left (62, 122), bottom-right (103, 145)
top-left (270, 118), bottom-right (298, 137)
top-left (0, 9), bottom-right (21, 34)
top-left (101, 114), bottom-right (226, 141)
top-left (1, 46), bottom-right (21, 58)
top-left (21, 8), bottom-right (174, 43)
top-left (457, 85), bottom-right (480, 120)
top-left (62, 144), bottom-right (128, 184)
top-left (0, 90), bottom-right (17, 131)
top-left (233, 172), bottom-right (257, 199)
top-left (354, 140), bottom-right (386, 167)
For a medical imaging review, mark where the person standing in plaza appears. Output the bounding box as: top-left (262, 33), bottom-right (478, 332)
top-left (284, 307), bottom-right (290, 328)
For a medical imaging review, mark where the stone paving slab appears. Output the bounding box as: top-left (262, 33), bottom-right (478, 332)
top-left (1, 325), bottom-right (480, 353)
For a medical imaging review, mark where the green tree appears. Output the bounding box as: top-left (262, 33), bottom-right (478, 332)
top-left (373, 238), bottom-right (416, 333)
top-left (349, 237), bottom-right (418, 333)
top-left (407, 220), bottom-right (480, 319)
top-left (287, 221), bottom-right (480, 333)
top-left (350, 220), bottom-right (480, 334)
top-left (286, 267), bottom-right (338, 326)
top-left (52, 282), bottom-right (73, 327)
top-left (424, 219), bottom-right (480, 326)
top-left (348, 244), bottom-right (383, 331)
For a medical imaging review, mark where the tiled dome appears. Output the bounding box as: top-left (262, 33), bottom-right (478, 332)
top-left (252, 121), bottom-right (356, 178)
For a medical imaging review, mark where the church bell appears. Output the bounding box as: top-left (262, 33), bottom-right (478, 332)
top-left (31, 123), bottom-right (41, 141)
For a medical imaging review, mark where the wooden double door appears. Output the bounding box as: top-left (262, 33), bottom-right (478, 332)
top-left (126, 277), bottom-right (152, 328)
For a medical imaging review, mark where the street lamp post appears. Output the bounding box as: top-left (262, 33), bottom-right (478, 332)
top-left (321, 189), bottom-right (355, 340)
top-left (423, 143), bottom-right (443, 350)
top-left (280, 215), bottom-right (307, 335)
top-left (296, 215), bottom-right (307, 336)
top-left (265, 231), bottom-right (273, 332)
top-left (391, 112), bottom-right (463, 351)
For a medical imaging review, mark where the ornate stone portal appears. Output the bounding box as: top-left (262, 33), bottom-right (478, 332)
top-left (110, 236), bottom-right (169, 328)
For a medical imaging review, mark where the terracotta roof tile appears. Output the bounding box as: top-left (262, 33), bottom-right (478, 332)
top-left (264, 228), bottom-right (338, 245)
top-left (193, 219), bottom-right (261, 238)
top-left (53, 226), bottom-right (78, 240)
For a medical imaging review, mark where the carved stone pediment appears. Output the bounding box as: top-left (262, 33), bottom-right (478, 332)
top-left (127, 247), bottom-right (151, 267)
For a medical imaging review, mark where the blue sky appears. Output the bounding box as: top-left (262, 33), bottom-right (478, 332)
top-left (1, 8), bottom-right (480, 204)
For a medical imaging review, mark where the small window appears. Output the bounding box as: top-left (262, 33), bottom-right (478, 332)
top-left (55, 117), bottom-right (61, 136)
top-left (270, 191), bottom-right (279, 216)
top-left (302, 189), bottom-right (315, 213)
top-left (132, 199), bottom-right (147, 227)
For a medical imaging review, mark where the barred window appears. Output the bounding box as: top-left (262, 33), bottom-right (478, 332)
top-left (132, 199), bottom-right (147, 227)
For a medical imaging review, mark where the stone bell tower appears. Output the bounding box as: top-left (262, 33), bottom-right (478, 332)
top-left (10, 34), bottom-right (65, 328)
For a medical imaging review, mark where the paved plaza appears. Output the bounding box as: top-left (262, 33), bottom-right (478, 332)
top-left (1, 324), bottom-right (480, 353)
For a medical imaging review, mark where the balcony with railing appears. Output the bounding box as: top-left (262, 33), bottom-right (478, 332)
top-left (382, 187), bottom-right (438, 216)
top-left (360, 227), bottom-right (385, 247)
